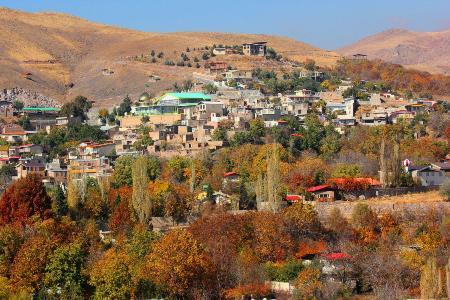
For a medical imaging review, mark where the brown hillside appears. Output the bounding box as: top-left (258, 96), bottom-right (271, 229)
top-left (338, 28), bottom-right (450, 75)
top-left (0, 7), bottom-right (339, 106)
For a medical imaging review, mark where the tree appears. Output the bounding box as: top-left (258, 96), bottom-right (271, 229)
top-left (113, 155), bottom-right (136, 187)
top-left (164, 184), bottom-right (190, 224)
top-left (167, 156), bottom-right (189, 182)
top-left (117, 95), bottom-right (132, 116)
top-left (98, 108), bottom-right (109, 119)
top-left (304, 59), bottom-right (316, 71)
top-left (440, 180), bottom-right (450, 201)
top-left (11, 234), bottom-right (58, 294)
top-left (44, 241), bottom-right (86, 298)
top-left (0, 174), bottom-right (52, 226)
top-left (89, 249), bottom-right (132, 300)
top-left (332, 163), bottom-right (361, 178)
top-left (0, 225), bottom-right (23, 277)
top-left (52, 184), bottom-right (68, 218)
top-left (12, 101), bottom-right (24, 111)
top-left (60, 96), bottom-right (92, 121)
top-left (146, 229), bottom-right (213, 298)
top-left (294, 266), bottom-right (322, 299)
top-left (203, 83), bottom-right (218, 94)
top-left (132, 156), bottom-right (151, 225)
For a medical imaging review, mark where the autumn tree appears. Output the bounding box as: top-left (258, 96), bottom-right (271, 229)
top-left (0, 174), bottom-right (52, 225)
top-left (89, 249), bottom-right (132, 299)
top-left (294, 265), bottom-right (322, 299)
top-left (145, 229), bottom-right (214, 298)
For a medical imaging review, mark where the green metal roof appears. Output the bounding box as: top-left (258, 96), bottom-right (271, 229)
top-left (23, 107), bottom-right (60, 112)
top-left (168, 92), bottom-right (211, 100)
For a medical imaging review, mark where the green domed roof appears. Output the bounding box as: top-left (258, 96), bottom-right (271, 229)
top-left (139, 92), bottom-right (151, 102)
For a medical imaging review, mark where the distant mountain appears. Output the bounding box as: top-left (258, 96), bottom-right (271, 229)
top-left (337, 28), bottom-right (450, 75)
top-left (0, 7), bottom-right (339, 105)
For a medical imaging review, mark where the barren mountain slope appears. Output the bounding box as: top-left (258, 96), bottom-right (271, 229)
top-left (0, 7), bottom-right (339, 105)
top-left (338, 28), bottom-right (450, 75)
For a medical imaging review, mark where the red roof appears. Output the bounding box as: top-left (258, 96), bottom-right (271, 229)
top-left (329, 177), bottom-right (381, 186)
top-left (224, 171), bottom-right (238, 178)
top-left (284, 195), bottom-right (302, 202)
top-left (9, 156), bottom-right (20, 160)
top-left (322, 252), bottom-right (352, 261)
top-left (306, 184), bottom-right (332, 193)
top-left (290, 133), bottom-right (303, 137)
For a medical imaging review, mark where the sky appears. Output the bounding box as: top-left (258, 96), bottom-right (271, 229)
top-left (1, 0), bottom-right (449, 49)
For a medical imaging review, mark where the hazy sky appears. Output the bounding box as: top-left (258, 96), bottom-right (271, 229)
top-left (1, 0), bottom-right (449, 49)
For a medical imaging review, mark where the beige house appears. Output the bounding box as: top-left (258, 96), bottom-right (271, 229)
top-left (242, 42), bottom-right (267, 56)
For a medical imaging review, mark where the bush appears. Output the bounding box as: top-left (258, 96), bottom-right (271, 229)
top-left (440, 180), bottom-right (450, 201)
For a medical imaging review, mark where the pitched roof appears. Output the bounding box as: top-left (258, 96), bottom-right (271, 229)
top-left (224, 171), bottom-right (238, 178)
top-left (329, 177), bottom-right (381, 186)
top-left (433, 162), bottom-right (450, 171)
top-left (306, 184), bottom-right (332, 193)
top-left (322, 252), bottom-right (352, 261)
top-left (284, 195), bottom-right (302, 202)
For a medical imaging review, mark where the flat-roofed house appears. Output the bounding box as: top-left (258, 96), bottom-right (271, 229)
top-left (242, 42), bottom-right (267, 56)
top-left (0, 125), bottom-right (27, 143)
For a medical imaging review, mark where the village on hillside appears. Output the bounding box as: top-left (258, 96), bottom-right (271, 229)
top-left (1, 40), bottom-right (450, 299)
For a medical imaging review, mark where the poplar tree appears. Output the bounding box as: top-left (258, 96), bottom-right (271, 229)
top-left (132, 156), bottom-right (151, 225)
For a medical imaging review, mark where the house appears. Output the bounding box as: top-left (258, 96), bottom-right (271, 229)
top-left (194, 101), bottom-right (224, 121)
top-left (306, 184), bottom-right (336, 201)
top-left (409, 165), bottom-right (445, 186)
top-left (225, 70), bottom-right (253, 84)
top-left (21, 107), bottom-right (61, 130)
top-left (0, 145), bottom-right (9, 158)
top-left (68, 157), bottom-right (113, 180)
top-left (0, 125), bottom-right (27, 143)
top-left (390, 110), bottom-right (415, 124)
top-left (285, 89), bottom-right (319, 102)
top-left (9, 144), bottom-right (43, 157)
top-left (78, 141), bottom-right (115, 160)
top-left (212, 48), bottom-right (226, 55)
top-left (205, 61), bottom-right (228, 75)
top-left (431, 162), bottom-right (450, 177)
top-left (284, 194), bottom-right (302, 204)
top-left (223, 172), bottom-right (240, 189)
top-left (15, 159), bottom-right (46, 179)
top-left (46, 159), bottom-right (68, 184)
top-left (242, 42), bottom-right (267, 56)
top-left (359, 111), bottom-right (388, 126)
top-left (326, 98), bottom-right (355, 117)
top-left (131, 92), bottom-right (211, 116)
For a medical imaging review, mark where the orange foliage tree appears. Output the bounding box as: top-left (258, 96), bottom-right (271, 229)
top-left (145, 229), bottom-right (214, 298)
top-left (0, 174), bottom-right (52, 226)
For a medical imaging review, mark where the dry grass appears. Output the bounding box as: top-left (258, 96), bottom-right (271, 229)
top-left (0, 7), bottom-right (340, 106)
top-left (338, 28), bottom-right (450, 75)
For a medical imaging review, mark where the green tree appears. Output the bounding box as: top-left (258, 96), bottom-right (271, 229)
top-left (52, 185), bottom-right (68, 218)
top-left (44, 241), bottom-right (86, 298)
top-left (60, 96), bottom-right (92, 121)
top-left (203, 83), bottom-right (218, 94)
top-left (12, 101), bottom-right (24, 111)
top-left (113, 155), bottom-right (136, 187)
top-left (117, 95), bottom-right (132, 116)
